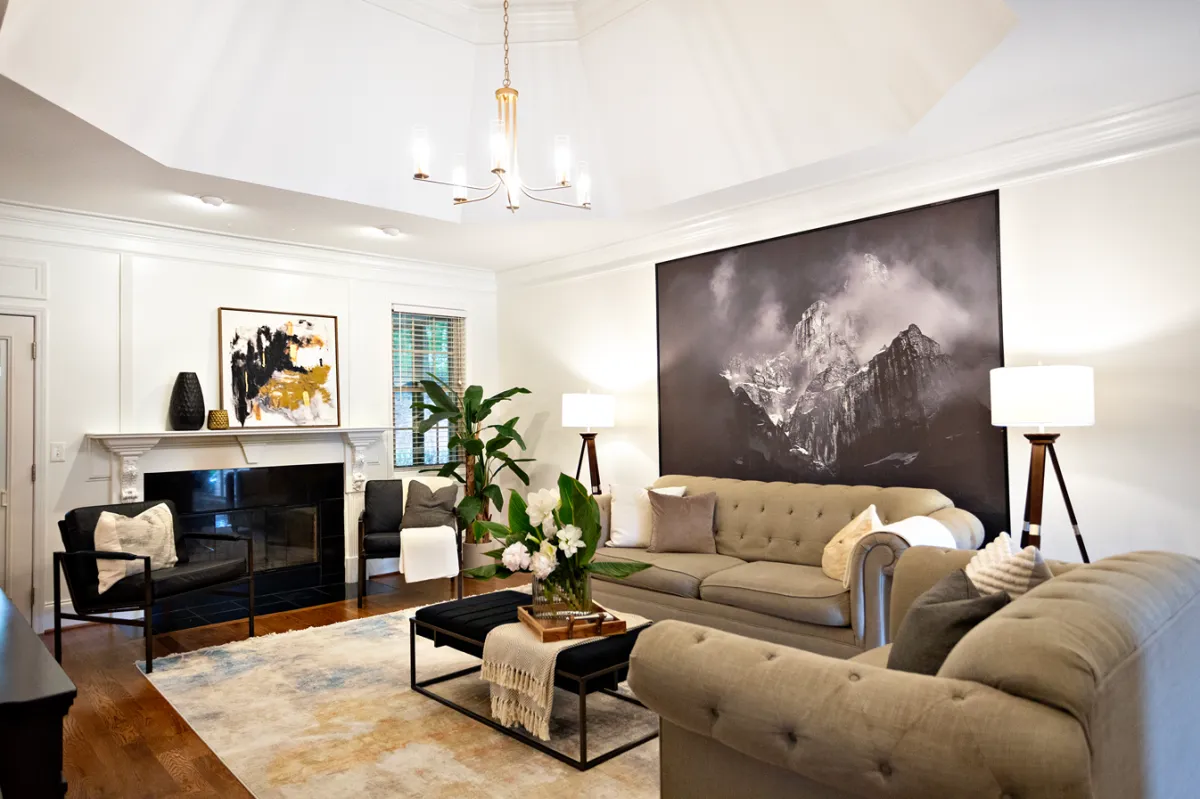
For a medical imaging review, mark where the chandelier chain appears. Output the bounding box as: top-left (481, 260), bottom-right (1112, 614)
top-left (502, 0), bottom-right (511, 88)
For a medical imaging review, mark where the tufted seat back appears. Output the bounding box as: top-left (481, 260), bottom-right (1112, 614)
top-left (652, 476), bottom-right (955, 567)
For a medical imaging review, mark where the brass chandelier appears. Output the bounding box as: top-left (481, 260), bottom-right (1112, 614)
top-left (411, 0), bottom-right (591, 212)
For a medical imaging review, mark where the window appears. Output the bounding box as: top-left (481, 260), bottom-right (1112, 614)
top-left (392, 309), bottom-right (466, 468)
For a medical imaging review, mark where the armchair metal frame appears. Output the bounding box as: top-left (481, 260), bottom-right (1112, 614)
top-left (53, 531), bottom-right (254, 674)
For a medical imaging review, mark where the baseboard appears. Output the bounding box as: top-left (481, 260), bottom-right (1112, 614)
top-left (36, 600), bottom-right (142, 635)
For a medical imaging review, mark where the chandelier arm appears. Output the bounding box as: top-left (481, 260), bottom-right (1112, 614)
top-left (454, 181), bottom-right (504, 205)
top-left (519, 185), bottom-right (591, 210)
top-left (413, 176), bottom-right (501, 193)
top-left (520, 181), bottom-right (573, 193)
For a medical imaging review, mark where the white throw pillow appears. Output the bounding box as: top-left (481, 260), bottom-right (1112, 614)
top-left (821, 505), bottom-right (882, 586)
top-left (94, 503), bottom-right (178, 595)
top-left (965, 532), bottom-right (1053, 599)
top-left (873, 516), bottom-right (958, 551)
top-left (607, 483), bottom-right (687, 548)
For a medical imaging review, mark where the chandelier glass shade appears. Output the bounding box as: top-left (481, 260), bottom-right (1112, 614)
top-left (411, 0), bottom-right (591, 213)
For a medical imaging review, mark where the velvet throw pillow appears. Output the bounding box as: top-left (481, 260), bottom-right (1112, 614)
top-left (608, 484), bottom-right (687, 547)
top-left (402, 481), bottom-right (458, 529)
top-left (821, 504), bottom-right (882, 585)
top-left (94, 503), bottom-right (178, 595)
top-left (648, 491), bottom-right (717, 554)
top-left (887, 569), bottom-right (1011, 675)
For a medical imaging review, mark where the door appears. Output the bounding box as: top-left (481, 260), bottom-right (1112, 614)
top-left (0, 315), bottom-right (35, 620)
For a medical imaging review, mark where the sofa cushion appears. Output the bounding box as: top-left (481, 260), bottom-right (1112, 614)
top-left (652, 475), bottom-right (956, 567)
top-left (104, 558), bottom-right (248, 605)
top-left (887, 569), bottom-right (1010, 675)
top-left (362, 531), bottom-right (401, 556)
top-left (699, 561), bottom-right (852, 627)
top-left (592, 547), bottom-right (745, 599)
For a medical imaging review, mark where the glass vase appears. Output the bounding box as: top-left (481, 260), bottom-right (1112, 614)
top-left (530, 570), bottom-right (594, 619)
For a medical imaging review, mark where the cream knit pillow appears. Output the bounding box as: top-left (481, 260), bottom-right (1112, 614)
top-left (965, 532), bottom-right (1053, 599)
top-left (822, 504), bottom-right (882, 585)
top-left (94, 503), bottom-right (178, 595)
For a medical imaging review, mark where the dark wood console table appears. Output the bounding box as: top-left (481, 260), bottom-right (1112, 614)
top-left (0, 589), bottom-right (76, 797)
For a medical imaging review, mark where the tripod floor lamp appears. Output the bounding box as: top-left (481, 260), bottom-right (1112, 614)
top-left (990, 365), bottom-right (1095, 562)
top-left (562, 392), bottom-right (614, 495)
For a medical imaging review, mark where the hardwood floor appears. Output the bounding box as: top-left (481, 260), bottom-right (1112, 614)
top-left (41, 573), bottom-right (531, 799)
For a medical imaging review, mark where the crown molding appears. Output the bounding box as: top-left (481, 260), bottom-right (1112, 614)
top-left (499, 92), bottom-right (1200, 287)
top-left (0, 201), bottom-right (495, 292)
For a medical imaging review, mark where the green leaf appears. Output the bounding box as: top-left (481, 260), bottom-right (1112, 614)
top-left (463, 563), bottom-right (514, 580)
top-left (494, 455), bottom-right (530, 486)
top-left (485, 435), bottom-right (513, 455)
top-left (420, 379), bottom-right (458, 413)
top-left (462, 385), bottom-right (484, 426)
top-left (472, 520), bottom-right (509, 542)
top-left (508, 492), bottom-right (533, 537)
top-left (461, 438), bottom-right (484, 458)
top-left (483, 548), bottom-right (505, 559)
top-left (417, 409), bottom-right (457, 434)
top-left (482, 482), bottom-right (505, 513)
top-left (457, 495), bottom-right (483, 526)
top-left (585, 561), bottom-right (653, 579)
top-left (478, 388), bottom-right (531, 421)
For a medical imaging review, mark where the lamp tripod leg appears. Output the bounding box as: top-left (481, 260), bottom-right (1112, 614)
top-left (1047, 444), bottom-right (1090, 563)
top-left (575, 437), bottom-right (587, 482)
top-left (1023, 439), bottom-right (1049, 551)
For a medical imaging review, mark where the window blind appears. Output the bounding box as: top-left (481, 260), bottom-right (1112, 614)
top-left (392, 310), bottom-right (466, 468)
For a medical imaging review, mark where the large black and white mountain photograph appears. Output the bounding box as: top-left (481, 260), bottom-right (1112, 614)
top-left (657, 192), bottom-right (1007, 533)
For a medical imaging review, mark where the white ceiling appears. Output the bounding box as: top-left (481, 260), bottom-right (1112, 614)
top-left (0, 0), bottom-right (1198, 271)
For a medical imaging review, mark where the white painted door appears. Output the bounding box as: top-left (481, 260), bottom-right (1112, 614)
top-left (0, 315), bottom-right (36, 621)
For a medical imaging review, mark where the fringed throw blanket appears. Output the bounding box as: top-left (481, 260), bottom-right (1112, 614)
top-left (481, 612), bottom-right (651, 741)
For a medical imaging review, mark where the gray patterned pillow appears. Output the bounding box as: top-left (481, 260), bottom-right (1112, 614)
top-left (887, 569), bottom-right (1010, 675)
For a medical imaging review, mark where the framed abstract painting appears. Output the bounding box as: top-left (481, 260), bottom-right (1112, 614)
top-left (656, 192), bottom-right (1008, 535)
top-left (218, 307), bottom-right (341, 428)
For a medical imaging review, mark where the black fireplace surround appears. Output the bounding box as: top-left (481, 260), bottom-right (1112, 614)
top-left (143, 463), bottom-right (346, 630)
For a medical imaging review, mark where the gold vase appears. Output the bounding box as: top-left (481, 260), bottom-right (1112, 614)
top-left (207, 409), bottom-right (229, 430)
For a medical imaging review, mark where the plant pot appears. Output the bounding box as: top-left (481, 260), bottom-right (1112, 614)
top-left (462, 541), bottom-right (496, 576)
top-left (168, 372), bottom-right (205, 430)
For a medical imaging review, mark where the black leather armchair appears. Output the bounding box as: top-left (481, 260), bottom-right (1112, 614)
top-left (357, 479), bottom-right (463, 607)
top-left (54, 499), bottom-right (254, 673)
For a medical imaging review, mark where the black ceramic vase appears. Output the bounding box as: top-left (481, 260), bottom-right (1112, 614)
top-left (168, 372), bottom-right (205, 430)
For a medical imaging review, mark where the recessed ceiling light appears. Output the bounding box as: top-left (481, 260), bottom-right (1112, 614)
top-left (379, 226), bottom-right (402, 237)
top-left (198, 195), bottom-right (226, 208)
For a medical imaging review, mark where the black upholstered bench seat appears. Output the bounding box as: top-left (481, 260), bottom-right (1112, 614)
top-left (413, 589), bottom-right (646, 692)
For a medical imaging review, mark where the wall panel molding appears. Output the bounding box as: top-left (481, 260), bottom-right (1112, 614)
top-left (0, 255), bottom-right (48, 299)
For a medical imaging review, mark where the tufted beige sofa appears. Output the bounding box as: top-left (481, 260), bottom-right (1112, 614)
top-left (628, 548), bottom-right (1200, 799)
top-left (591, 476), bottom-right (984, 658)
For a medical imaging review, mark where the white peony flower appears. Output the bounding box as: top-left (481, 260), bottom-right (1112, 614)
top-left (557, 524), bottom-right (584, 558)
top-left (501, 542), bottom-right (532, 572)
top-left (525, 488), bottom-right (560, 528)
top-left (530, 551), bottom-right (557, 580)
top-left (542, 516), bottom-right (558, 540)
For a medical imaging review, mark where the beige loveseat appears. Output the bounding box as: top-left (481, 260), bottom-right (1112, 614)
top-left (592, 476), bottom-right (983, 658)
top-left (629, 547), bottom-right (1200, 799)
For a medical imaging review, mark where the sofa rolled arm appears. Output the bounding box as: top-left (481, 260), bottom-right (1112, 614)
top-left (847, 531), bottom-right (910, 649)
top-left (629, 620), bottom-right (1091, 799)
top-left (927, 507), bottom-right (984, 549)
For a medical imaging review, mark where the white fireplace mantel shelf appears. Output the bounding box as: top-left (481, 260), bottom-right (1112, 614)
top-left (86, 427), bottom-right (392, 502)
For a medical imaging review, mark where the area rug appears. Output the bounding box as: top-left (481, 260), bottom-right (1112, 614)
top-left (141, 609), bottom-right (659, 798)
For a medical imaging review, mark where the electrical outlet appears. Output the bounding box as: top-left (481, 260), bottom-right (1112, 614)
top-left (50, 442), bottom-right (66, 462)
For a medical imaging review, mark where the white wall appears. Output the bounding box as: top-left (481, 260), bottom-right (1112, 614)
top-left (0, 204), bottom-right (497, 628)
top-left (499, 138), bottom-right (1200, 564)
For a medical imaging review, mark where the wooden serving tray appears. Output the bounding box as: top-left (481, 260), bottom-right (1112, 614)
top-left (517, 603), bottom-right (627, 643)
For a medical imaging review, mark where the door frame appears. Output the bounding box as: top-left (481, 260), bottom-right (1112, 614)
top-left (0, 305), bottom-right (46, 631)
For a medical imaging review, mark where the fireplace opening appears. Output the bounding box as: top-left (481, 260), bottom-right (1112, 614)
top-left (143, 462), bottom-right (346, 630)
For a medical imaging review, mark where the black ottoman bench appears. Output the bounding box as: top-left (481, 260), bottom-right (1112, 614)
top-left (409, 589), bottom-right (656, 769)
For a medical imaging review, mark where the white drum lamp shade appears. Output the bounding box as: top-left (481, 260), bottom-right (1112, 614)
top-left (990, 366), bottom-right (1095, 428)
top-left (562, 393), bottom-right (615, 430)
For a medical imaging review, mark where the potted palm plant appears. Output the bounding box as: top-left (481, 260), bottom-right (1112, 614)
top-left (415, 375), bottom-right (534, 570)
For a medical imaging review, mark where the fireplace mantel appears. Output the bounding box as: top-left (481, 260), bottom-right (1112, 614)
top-left (87, 427), bottom-right (391, 502)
